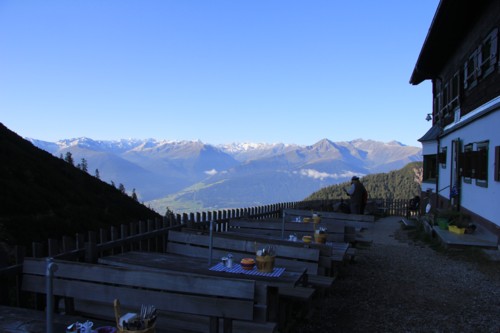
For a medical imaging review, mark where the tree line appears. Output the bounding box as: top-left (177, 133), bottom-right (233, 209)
top-left (61, 151), bottom-right (139, 202)
top-left (305, 161), bottom-right (423, 201)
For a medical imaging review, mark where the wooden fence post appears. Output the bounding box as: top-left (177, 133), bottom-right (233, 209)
top-left (110, 226), bottom-right (118, 255)
top-left (138, 220), bottom-right (146, 251)
top-left (85, 231), bottom-right (98, 263)
top-left (147, 219), bottom-right (155, 251)
top-left (121, 224), bottom-right (129, 253)
top-left (61, 236), bottom-right (74, 255)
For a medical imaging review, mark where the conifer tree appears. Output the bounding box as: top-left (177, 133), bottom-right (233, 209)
top-left (80, 158), bottom-right (88, 173)
top-left (64, 152), bottom-right (74, 166)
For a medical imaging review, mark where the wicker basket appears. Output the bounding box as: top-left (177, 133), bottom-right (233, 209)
top-left (114, 299), bottom-right (156, 333)
top-left (256, 255), bottom-right (275, 272)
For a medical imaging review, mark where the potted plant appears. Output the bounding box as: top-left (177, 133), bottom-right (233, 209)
top-left (437, 209), bottom-right (472, 234)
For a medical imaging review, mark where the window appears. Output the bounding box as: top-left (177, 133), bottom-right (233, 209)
top-left (464, 50), bottom-right (479, 90)
top-left (460, 141), bottom-right (488, 187)
top-left (476, 141), bottom-right (488, 187)
top-left (439, 146), bottom-right (447, 168)
top-left (423, 154), bottom-right (437, 181)
top-left (479, 28), bottom-right (498, 77)
top-left (434, 71), bottom-right (461, 125)
top-left (461, 144), bottom-right (473, 184)
top-left (449, 72), bottom-right (460, 111)
top-left (495, 146), bottom-right (500, 182)
top-left (464, 28), bottom-right (498, 90)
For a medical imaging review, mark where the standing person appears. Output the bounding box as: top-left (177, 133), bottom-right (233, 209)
top-left (344, 176), bottom-right (367, 214)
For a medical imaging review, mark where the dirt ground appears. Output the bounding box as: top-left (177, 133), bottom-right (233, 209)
top-left (294, 217), bottom-right (500, 333)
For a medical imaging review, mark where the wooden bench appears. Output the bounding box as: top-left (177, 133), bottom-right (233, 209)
top-left (22, 257), bottom-right (276, 333)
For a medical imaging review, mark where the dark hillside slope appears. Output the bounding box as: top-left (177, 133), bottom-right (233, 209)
top-left (305, 161), bottom-right (423, 201)
top-left (0, 123), bottom-right (161, 247)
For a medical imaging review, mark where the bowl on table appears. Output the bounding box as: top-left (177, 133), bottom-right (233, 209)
top-left (302, 235), bottom-right (312, 243)
top-left (240, 258), bottom-right (255, 270)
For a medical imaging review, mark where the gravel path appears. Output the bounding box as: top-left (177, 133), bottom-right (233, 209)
top-left (295, 217), bottom-right (500, 333)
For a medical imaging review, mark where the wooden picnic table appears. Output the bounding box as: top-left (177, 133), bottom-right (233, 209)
top-left (98, 251), bottom-right (307, 289)
top-left (205, 230), bottom-right (350, 275)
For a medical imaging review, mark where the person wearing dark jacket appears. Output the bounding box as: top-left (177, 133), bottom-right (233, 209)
top-left (344, 176), bottom-right (367, 214)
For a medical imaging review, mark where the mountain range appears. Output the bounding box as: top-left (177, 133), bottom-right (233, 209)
top-left (29, 137), bottom-right (422, 213)
top-left (0, 123), bottom-right (161, 246)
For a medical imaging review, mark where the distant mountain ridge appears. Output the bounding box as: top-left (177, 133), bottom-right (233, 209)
top-left (28, 137), bottom-right (422, 213)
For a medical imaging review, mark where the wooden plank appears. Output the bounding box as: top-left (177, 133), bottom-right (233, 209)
top-left (74, 297), bottom-right (272, 329)
top-left (23, 275), bottom-right (254, 320)
top-left (279, 286), bottom-right (315, 302)
top-left (23, 258), bottom-right (253, 299)
top-left (307, 275), bottom-right (335, 289)
top-left (228, 219), bottom-right (345, 236)
top-left (283, 208), bottom-right (375, 222)
top-left (167, 231), bottom-right (320, 274)
top-left (170, 230), bottom-right (319, 261)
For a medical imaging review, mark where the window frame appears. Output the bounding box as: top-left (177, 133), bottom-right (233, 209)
top-left (462, 144), bottom-right (473, 184)
top-left (475, 141), bottom-right (489, 187)
top-left (423, 154), bottom-right (437, 182)
top-left (495, 146), bottom-right (500, 182)
top-left (464, 49), bottom-right (479, 90)
top-left (439, 146), bottom-right (447, 169)
top-left (478, 28), bottom-right (498, 78)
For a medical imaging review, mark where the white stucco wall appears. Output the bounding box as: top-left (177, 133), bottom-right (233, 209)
top-left (439, 108), bottom-right (500, 226)
top-left (421, 141), bottom-right (437, 155)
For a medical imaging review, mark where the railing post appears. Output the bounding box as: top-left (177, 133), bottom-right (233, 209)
top-left (208, 220), bottom-right (214, 266)
top-left (14, 246), bottom-right (25, 307)
top-left (46, 257), bottom-right (58, 333)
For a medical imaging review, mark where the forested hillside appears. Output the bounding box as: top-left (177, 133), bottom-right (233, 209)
top-left (305, 161), bottom-right (423, 201)
top-left (0, 123), bottom-right (161, 247)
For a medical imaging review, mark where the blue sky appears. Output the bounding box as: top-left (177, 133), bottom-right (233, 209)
top-left (1, 1), bottom-right (439, 147)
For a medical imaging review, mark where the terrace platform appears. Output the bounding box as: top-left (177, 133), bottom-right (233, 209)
top-left (433, 222), bottom-right (498, 250)
top-left (0, 305), bottom-right (114, 333)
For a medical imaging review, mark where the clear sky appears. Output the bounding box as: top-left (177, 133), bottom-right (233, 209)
top-left (1, 0), bottom-right (439, 147)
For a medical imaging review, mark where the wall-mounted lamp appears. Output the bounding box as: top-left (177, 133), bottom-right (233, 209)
top-left (425, 113), bottom-right (432, 121)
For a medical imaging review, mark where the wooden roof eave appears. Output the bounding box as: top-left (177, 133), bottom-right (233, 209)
top-left (409, 0), bottom-right (491, 86)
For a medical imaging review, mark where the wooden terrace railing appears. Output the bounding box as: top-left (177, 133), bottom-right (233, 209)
top-left (0, 198), bottom-right (414, 308)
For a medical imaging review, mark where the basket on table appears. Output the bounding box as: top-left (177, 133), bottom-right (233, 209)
top-left (256, 254), bottom-right (276, 272)
top-left (255, 243), bottom-right (277, 272)
top-left (114, 299), bottom-right (156, 333)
